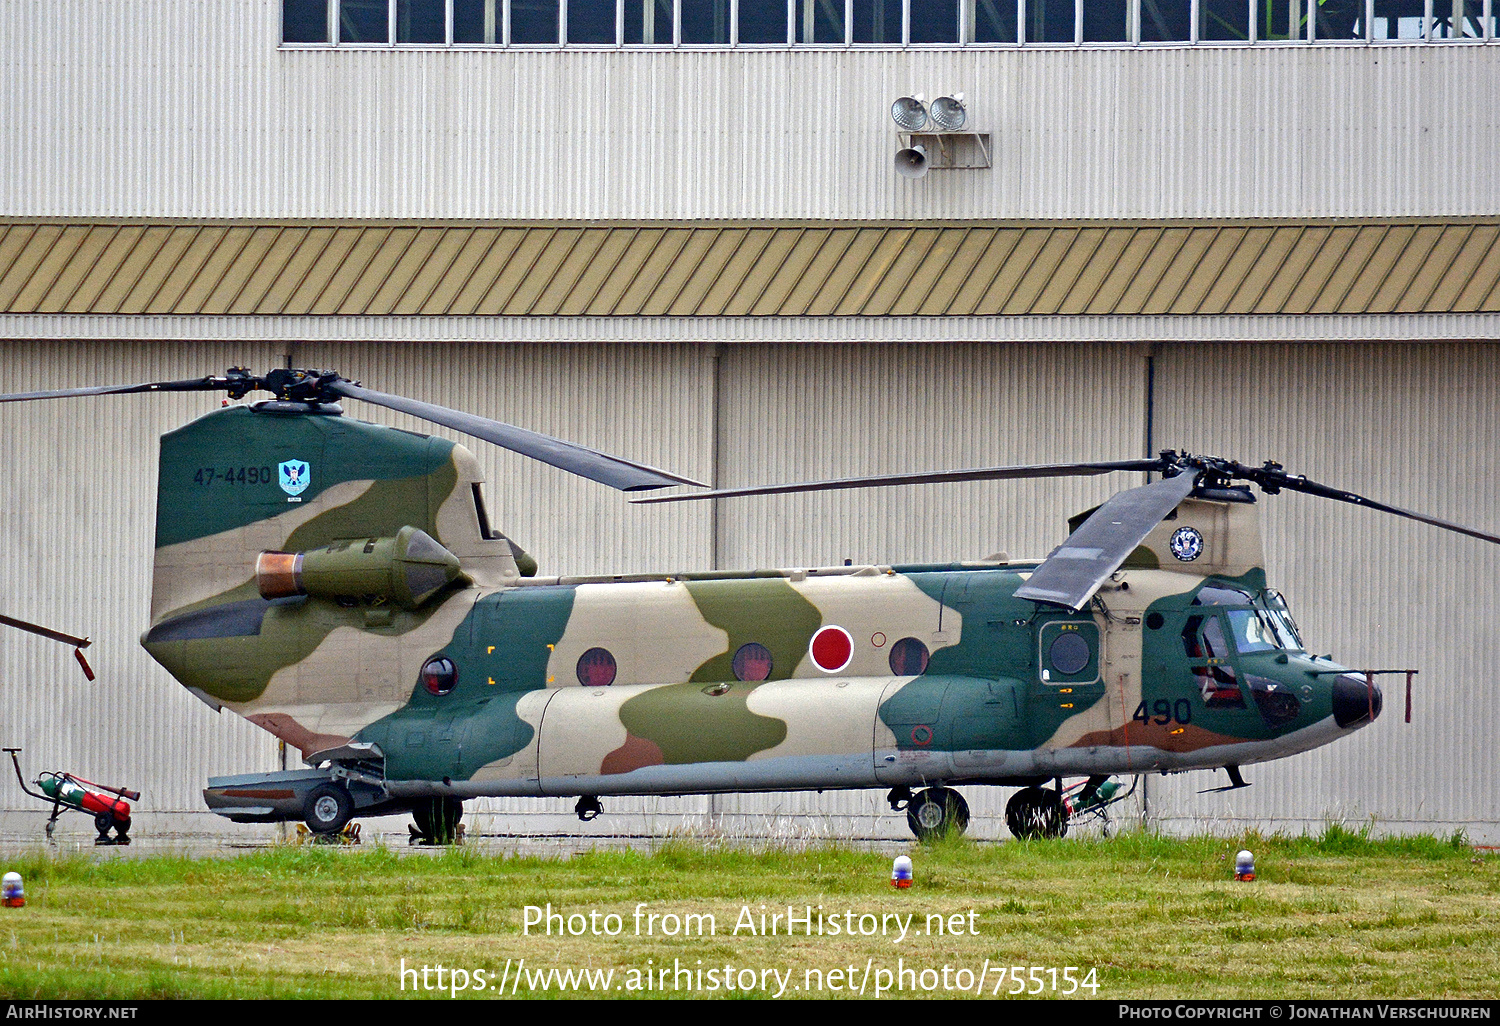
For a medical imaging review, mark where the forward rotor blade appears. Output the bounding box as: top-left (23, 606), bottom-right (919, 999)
top-left (1015, 471), bottom-right (1202, 611)
top-left (0, 613), bottom-right (90, 649)
top-left (330, 381), bottom-right (705, 492)
top-left (0, 377), bottom-right (225, 403)
top-left (1261, 473), bottom-right (1500, 546)
top-left (630, 458), bottom-right (1165, 504)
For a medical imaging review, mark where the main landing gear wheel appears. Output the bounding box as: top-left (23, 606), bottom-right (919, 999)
top-left (304, 783), bottom-right (354, 835)
top-left (411, 797), bottom-right (464, 845)
top-left (1005, 786), bottom-right (1067, 840)
top-left (905, 787), bottom-right (970, 840)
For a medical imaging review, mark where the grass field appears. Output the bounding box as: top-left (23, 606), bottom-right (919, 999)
top-left (0, 827), bottom-right (1495, 1000)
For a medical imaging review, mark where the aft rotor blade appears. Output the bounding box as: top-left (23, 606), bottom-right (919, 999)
top-left (0, 377), bottom-right (226, 403)
top-left (330, 380), bottom-right (705, 492)
top-left (630, 458), bottom-right (1165, 504)
top-left (1263, 473), bottom-right (1500, 546)
top-left (1015, 471), bottom-right (1202, 611)
top-left (0, 613), bottom-right (90, 649)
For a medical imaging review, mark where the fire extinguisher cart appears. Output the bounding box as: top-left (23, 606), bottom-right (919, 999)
top-left (4, 748), bottom-right (137, 845)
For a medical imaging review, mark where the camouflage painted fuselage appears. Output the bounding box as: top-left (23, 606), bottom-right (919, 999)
top-left (144, 406), bottom-right (1377, 806)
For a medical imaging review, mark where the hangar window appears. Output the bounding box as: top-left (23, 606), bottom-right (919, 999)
top-left (683, 0), bottom-right (733, 42)
top-left (569, 0), bottom-right (617, 41)
top-left (853, 0), bottom-right (904, 41)
top-left (796, 0), bottom-right (845, 41)
top-left (740, 0), bottom-right (788, 41)
top-left (972, 0), bottom-right (1019, 40)
top-left (283, 0), bottom-right (1497, 45)
top-left (398, 0), bottom-right (447, 40)
top-left (910, 0), bottom-right (960, 42)
top-left (1023, 0), bottom-right (1074, 40)
top-left (513, 0), bottom-right (562, 41)
top-left (341, 0), bottom-right (392, 41)
top-left (624, 0), bottom-right (675, 40)
top-left (1200, 0), bottom-right (1250, 37)
top-left (284, 0), bottom-right (332, 40)
top-left (1082, 0), bottom-right (1128, 40)
top-left (1140, 0), bottom-right (1191, 40)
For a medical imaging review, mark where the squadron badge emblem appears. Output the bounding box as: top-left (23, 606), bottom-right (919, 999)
top-left (278, 459), bottom-right (310, 498)
top-left (1169, 525), bottom-right (1204, 562)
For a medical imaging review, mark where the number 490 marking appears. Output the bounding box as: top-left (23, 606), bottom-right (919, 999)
top-left (1132, 699), bottom-right (1192, 726)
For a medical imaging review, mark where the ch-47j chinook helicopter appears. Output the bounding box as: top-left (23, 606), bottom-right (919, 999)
top-left (3, 366), bottom-right (1496, 842)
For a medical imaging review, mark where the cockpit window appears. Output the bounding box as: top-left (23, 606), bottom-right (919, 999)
top-left (1198, 665), bottom-right (1245, 709)
top-left (1246, 674), bottom-right (1301, 725)
top-left (1194, 584), bottom-right (1254, 606)
top-left (1202, 615), bottom-right (1227, 658)
top-left (1265, 610), bottom-right (1301, 650)
top-left (1181, 617), bottom-right (1203, 658)
top-left (1263, 591), bottom-right (1304, 650)
top-left (1227, 609), bottom-right (1279, 653)
top-left (1181, 614), bottom-right (1228, 660)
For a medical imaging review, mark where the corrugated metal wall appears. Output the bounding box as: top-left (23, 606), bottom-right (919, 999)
top-left (3, 339), bottom-right (1495, 840)
top-left (1, 1), bottom-right (1496, 221)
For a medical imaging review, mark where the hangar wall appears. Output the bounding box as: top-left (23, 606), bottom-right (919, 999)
top-left (1, 1), bottom-right (1497, 222)
top-left (1, 339), bottom-right (1495, 841)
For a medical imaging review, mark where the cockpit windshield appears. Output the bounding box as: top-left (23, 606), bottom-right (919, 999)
top-left (1227, 609), bottom-right (1280, 653)
top-left (1263, 591), bottom-right (1304, 651)
top-left (1192, 584), bottom-right (1304, 654)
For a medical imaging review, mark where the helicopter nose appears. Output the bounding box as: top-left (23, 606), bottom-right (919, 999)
top-left (1331, 673), bottom-right (1382, 728)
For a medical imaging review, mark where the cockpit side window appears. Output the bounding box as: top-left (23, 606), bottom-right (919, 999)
top-left (1202, 615), bottom-right (1227, 659)
top-left (1183, 613), bottom-right (1245, 708)
top-left (1199, 665), bottom-right (1245, 709)
top-left (1227, 609), bottom-right (1278, 654)
top-left (1181, 615), bottom-right (1204, 658)
top-left (1182, 613), bottom-right (1228, 658)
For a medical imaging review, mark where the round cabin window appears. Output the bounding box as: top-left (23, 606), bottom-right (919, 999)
top-left (732, 643), bottom-right (773, 682)
top-left (420, 656), bottom-right (457, 696)
top-left (888, 637), bottom-right (930, 676)
top-left (1049, 633), bottom-right (1091, 676)
top-left (576, 647), bottom-right (618, 687)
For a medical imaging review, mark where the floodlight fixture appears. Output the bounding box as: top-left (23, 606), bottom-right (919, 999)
top-left (891, 95), bottom-right (928, 131)
top-left (930, 94), bottom-right (967, 132)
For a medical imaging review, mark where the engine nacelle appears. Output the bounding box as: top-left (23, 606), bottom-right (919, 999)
top-left (257, 525), bottom-right (465, 610)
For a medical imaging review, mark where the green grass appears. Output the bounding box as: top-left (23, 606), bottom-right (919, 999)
top-left (0, 828), bottom-right (1496, 999)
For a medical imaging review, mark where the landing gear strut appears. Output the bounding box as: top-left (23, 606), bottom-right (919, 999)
top-left (904, 787), bottom-right (970, 840)
top-left (410, 797), bottom-right (464, 845)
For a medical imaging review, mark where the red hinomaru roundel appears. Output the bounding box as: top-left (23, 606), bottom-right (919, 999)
top-left (809, 625), bottom-right (854, 673)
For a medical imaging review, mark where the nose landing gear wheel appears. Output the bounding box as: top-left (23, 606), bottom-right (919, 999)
top-left (1004, 786), bottom-right (1067, 840)
top-left (304, 783), bottom-right (354, 835)
top-left (905, 787), bottom-right (970, 840)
